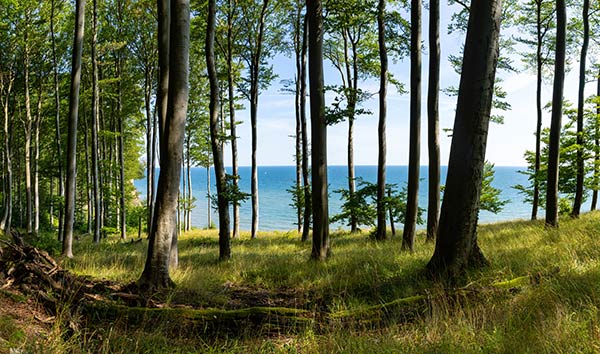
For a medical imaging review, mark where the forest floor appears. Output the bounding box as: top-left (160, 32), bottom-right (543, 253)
top-left (2, 212), bottom-right (600, 353)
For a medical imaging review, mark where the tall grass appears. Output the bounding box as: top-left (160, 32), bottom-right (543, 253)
top-left (18, 212), bottom-right (600, 352)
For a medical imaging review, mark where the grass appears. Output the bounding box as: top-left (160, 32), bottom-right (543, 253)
top-left (7, 212), bottom-right (600, 352)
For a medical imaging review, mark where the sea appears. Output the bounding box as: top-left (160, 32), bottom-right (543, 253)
top-left (134, 165), bottom-right (588, 231)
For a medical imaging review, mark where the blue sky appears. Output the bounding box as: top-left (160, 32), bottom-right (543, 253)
top-left (223, 2), bottom-right (595, 168)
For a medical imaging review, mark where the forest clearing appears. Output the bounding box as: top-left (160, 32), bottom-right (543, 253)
top-left (2, 213), bottom-right (600, 353)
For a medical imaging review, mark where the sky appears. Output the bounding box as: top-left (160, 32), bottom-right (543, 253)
top-left (221, 2), bottom-right (596, 168)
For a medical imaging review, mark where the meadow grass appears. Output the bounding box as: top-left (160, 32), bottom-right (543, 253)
top-left (11, 212), bottom-right (600, 352)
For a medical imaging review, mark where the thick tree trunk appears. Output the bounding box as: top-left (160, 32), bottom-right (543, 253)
top-left (145, 66), bottom-right (155, 233)
top-left (63, 0), bottom-right (86, 258)
top-left (427, 0), bottom-right (502, 279)
top-left (402, 0), bottom-right (422, 251)
top-left (139, 0), bottom-right (190, 289)
top-left (300, 15), bottom-right (310, 243)
top-left (571, 0), bottom-right (589, 218)
top-left (426, 0), bottom-right (440, 242)
top-left (157, 0), bottom-right (170, 161)
top-left (206, 0), bottom-right (231, 260)
top-left (545, 0), bottom-right (566, 228)
top-left (532, 1), bottom-right (542, 221)
top-left (308, 0), bottom-right (329, 261)
top-left (51, 0), bottom-right (64, 239)
top-left (91, 0), bottom-right (101, 244)
top-left (375, 0), bottom-right (388, 241)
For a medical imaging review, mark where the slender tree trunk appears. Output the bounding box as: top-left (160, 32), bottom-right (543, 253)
top-left (23, 25), bottom-right (33, 235)
top-left (388, 189), bottom-right (396, 236)
top-left (207, 0), bottom-right (231, 259)
top-left (186, 140), bottom-right (192, 230)
top-left (227, 0), bottom-right (240, 239)
top-left (592, 69), bottom-right (600, 211)
top-left (427, 0), bottom-right (502, 279)
top-left (300, 15), bottom-right (311, 243)
top-left (207, 164), bottom-right (212, 228)
top-left (91, 0), bottom-right (101, 243)
top-left (84, 112), bottom-right (93, 234)
top-left (426, 0), bottom-right (440, 241)
top-left (532, 0), bottom-right (543, 221)
top-left (51, 0), bottom-right (64, 239)
top-left (0, 76), bottom-right (13, 234)
top-left (308, 0), bottom-right (329, 261)
top-left (402, 0), bottom-right (422, 251)
top-left (249, 0), bottom-right (269, 240)
top-left (139, 0), bottom-right (189, 289)
top-left (63, 0), bottom-right (86, 258)
top-left (294, 5), bottom-right (303, 234)
top-left (545, 0), bottom-right (566, 228)
top-left (375, 0), bottom-right (388, 241)
top-left (117, 53), bottom-right (127, 240)
top-left (571, 0), bottom-right (589, 218)
top-left (145, 66), bottom-right (155, 232)
top-left (34, 81), bottom-right (42, 235)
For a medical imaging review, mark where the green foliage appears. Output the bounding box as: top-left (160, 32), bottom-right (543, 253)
top-left (211, 174), bottom-right (250, 210)
top-left (479, 163), bottom-right (509, 214)
top-left (286, 182), bottom-right (311, 228)
top-left (331, 178), bottom-right (424, 229)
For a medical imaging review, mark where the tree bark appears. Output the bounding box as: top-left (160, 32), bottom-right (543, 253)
top-left (91, 0), bottom-right (101, 243)
top-left (63, 0), bottom-right (86, 258)
top-left (207, 0), bottom-right (231, 260)
top-left (23, 21), bottom-right (33, 235)
top-left (300, 14), bottom-right (310, 243)
top-left (0, 75), bottom-right (13, 234)
top-left (427, 0), bottom-right (502, 279)
top-left (545, 0), bottom-right (566, 228)
top-left (592, 68), bottom-right (600, 211)
top-left (308, 0), bottom-right (329, 261)
top-left (139, 0), bottom-right (189, 289)
top-left (402, 0), bottom-right (422, 251)
top-left (532, 0), bottom-right (543, 221)
top-left (426, 0), bottom-right (440, 242)
top-left (571, 0), bottom-right (589, 218)
top-left (375, 0), bottom-right (388, 241)
top-left (34, 81), bottom-right (42, 235)
top-left (225, 0), bottom-right (240, 239)
top-left (51, 0), bottom-right (64, 239)
top-left (294, 3), bottom-right (303, 234)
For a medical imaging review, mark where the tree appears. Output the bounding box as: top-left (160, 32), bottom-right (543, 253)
top-left (63, 0), bottom-right (86, 258)
top-left (592, 67), bottom-right (600, 210)
top-left (308, 0), bottom-right (329, 261)
top-left (427, 0), bottom-right (440, 241)
top-left (571, 0), bottom-right (590, 218)
top-left (207, 0), bottom-right (231, 260)
top-left (402, 0), bottom-right (422, 251)
top-left (90, 0), bottom-right (101, 243)
top-left (545, 0), bottom-right (566, 227)
top-left (427, 0), bottom-right (503, 278)
top-left (374, 0), bottom-right (388, 241)
top-left (515, 0), bottom-right (555, 220)
top-left (139, 0), bottom-right (190, 288)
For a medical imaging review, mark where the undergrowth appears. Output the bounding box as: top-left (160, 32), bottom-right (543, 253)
top-left (6, 212), bottom-right (600, 353)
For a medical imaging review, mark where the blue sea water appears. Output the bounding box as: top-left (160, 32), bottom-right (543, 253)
top-left (134, 165), bottom-right (583, 231)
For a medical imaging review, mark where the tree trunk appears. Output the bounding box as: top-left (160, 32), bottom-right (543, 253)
top-left (375, 0), bottom-right (388, 241)
top-left (0, 75), bottom-right (13, 234)
top-left (545, 0), bottom-right (566, 228)
top-left (23, 24), bottom-right (33, 235)
top-left (532, 0), bottom-right (542, 221)
top-left (51, 0), bottom-right (64, 239)
top-left (249, 0), bottom-right (269, 240)
top-left (571, 0), bottom-right (589, 218)
top-left (426, 0), bottom-right (440, 242)
top-left (157, 0), bottom-right (170, 162)
top-left (227, 0), bottom-right (240, 239)
top-left (34, 81), bottom-right (42, 235)
top-left (145, 66), bottom-right (155, 233)
top-left (91, 0), bottom-right (101, 244)
top-left (206, 0), bottom-right (231, 260)
top-left (117, 45), bottom-right (127, 240)
top-left (294, 4), bottom-right (303, 234)
top-left (207, 165), bottom-right (212, 228)
top-left (592, 69), bottom-right (600, 211)
top-left (402, 0), bottom-right (422, 251)
top-left (308, 0), bottom-right (329, 261)
top-left (186, 139), bottom-right (192, 231)
top-left (84, 112), bottom-right (93, 234)
top-left (63, 0), bottom-right (86, 258)
top-left (427, 0), bottom-right (502, 279)
top-left (300, 14), bottom-right (310, 243)
top-left (139, 0), bottom-right (190, 289)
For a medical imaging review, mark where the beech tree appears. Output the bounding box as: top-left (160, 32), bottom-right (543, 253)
top-left (427, 0), bottom-right (503, 278)
top-left (139, 0), bottom-right (190, 288)
top-left (308, 0), bottom-right (329, 261)
top-left (545, 0), bottom-right (566, 227)
top-left (63, 0), bottom-right (86, 258)
top-left (427, 0), bottom-right (440, 241)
